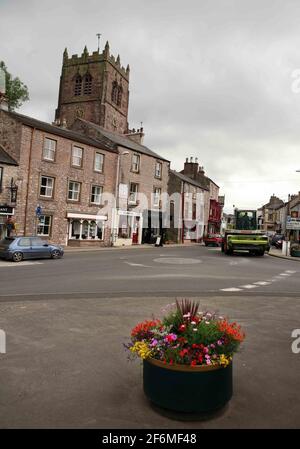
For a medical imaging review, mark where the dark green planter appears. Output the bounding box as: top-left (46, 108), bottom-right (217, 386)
top-left (291, 249), bottom-right (300, 257)
top-left (143, 358), bottom-right (233, 413)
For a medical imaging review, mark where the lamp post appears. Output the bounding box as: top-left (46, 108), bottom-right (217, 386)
top-left (111, 150), bottom-right (130, 245)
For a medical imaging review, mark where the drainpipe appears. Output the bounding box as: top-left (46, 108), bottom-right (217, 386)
top-left (24, 127), bottom-right (35, 235)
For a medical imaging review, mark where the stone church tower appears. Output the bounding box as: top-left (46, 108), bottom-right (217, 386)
top-left (55, 42), bottom-right (130, 134)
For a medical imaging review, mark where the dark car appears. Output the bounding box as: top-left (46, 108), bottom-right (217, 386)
top-left (271, 234), bottom-right (285, 248)
top-left (0, 236), bottom-right (64, 262)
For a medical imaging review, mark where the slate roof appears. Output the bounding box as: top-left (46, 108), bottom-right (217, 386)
top-left (4, 111), bottom-right (118, 153)
top-left (170, 170), bottom-right (209, 191)
top-left (0, 144), bottom-right (18, 165)
top-left (77, 119), bottom-right (170, 162)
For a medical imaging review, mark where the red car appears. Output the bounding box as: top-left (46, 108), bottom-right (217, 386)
top-left (203, 234), bottom-right (223, 247)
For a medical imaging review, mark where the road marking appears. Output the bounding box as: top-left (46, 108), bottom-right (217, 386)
top-left (240, 284), bottom-right (258, 289)
top-left (0, 261), bottom-right (43, 267)
top-left (285, 270), bottom-right (297, 274)
top-left (124, 262), bottom-right (152, 267)
top-left (253, 281), bottom-right (271, 286)
top-left (279, 273), bottom-right (291, 276)
top-left (220, 287), bottom-right (243, 292)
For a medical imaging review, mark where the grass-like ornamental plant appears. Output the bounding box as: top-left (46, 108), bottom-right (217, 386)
top-left (125, 300), bottom-right (245, 367)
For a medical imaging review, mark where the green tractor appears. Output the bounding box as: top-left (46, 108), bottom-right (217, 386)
top-left (222, 209), bottom-right (270, 256)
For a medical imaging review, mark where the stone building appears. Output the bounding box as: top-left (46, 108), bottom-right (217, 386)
top-left (259, 195), bottom-right (285, 232)
top-left (179, 157), bottom-right (222, 235)
top-left (0, 110), bottom-right (118, 246)
top-left (0, 144), bottom-right (18, 240)
top-left (167, 170), bottom-right (208, 243)
top-left (55, 43), bottom-right (130, 134)
top-left (0, 43), bottom-right (170, 247)
top-left (71, 118), bottom-right (170, 245)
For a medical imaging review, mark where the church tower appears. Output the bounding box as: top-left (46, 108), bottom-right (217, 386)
top-left (55, 42), bottom-right (130, 134)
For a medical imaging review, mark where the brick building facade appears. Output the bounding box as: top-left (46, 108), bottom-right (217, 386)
top-left (0, 110), bottom-right (118, 246)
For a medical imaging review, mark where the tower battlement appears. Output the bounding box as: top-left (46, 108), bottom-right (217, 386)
top-left (63, 42), bottom-right (130, 79)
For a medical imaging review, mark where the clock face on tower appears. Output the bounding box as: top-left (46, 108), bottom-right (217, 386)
top-left (76, 107), bottom-right (84, 118)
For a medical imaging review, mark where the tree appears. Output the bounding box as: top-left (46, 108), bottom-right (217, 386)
top-left (0, 61), bottom-right (29, 111)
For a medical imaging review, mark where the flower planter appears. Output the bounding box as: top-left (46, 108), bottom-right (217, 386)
top-left (290, 249), bottom-right (300, 257)
top-left (143, 358), bottom-right (233, 413)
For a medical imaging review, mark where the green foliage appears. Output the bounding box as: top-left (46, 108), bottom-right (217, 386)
top-left (0, 61), bottom-right (29, 111)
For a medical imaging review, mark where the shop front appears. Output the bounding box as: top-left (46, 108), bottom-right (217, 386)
top-left (114, 210), bottom-right (143, 246)
top-left (0, 205), bottom-right (15, 240)
top-left (67, 212), bottom-right (108, 246)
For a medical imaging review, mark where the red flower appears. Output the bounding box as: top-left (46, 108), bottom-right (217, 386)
top-left (131, 319), bottom-right (161, 338)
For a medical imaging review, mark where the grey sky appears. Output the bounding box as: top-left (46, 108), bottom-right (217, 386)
top-left (1, 0), bottom-right (300, 212)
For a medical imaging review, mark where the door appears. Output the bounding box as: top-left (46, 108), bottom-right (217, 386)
top-left (30, 237), bottom-right (51, 259)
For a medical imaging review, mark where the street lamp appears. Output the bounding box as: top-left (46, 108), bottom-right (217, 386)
top-left (111, 150), bottom-right (130, 245)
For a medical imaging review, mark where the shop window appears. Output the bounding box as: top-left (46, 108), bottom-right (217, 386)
top-left (118, 214), bottom-right (131, 239)
top-left (70, 219), bottom-right (103, 240)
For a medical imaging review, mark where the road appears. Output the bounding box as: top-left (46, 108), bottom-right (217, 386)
top-left (0, 245), bottom-right (300, 429)
top-left (0, 245), bottom-right (299, 300)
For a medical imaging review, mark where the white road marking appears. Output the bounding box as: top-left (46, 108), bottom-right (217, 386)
top-left (240, 284), bottom-right (258, 289)
top-left (0, 261), bottom-right (43, 267)
top-left (124, 262), bottom-right (151, 267)
top-left (253, 281), bottom-right (271, 286)
top-left (220, 287), bottom-right (243, 292)
top-left (279, 273), bottom-right (291, 276)
top-left (285, 270), bottom-right (297, 274)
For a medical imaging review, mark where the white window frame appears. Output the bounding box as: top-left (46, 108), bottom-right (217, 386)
top-left (131, 154), bottom-right (140, 173)
top-left (129, 183), bottom-right (138, 204)
top-left (40, 176), bottom-right (54, 198)
top-left (37, 215), bottom-right (52, 236)
top-left (43, 138), bottom-right (56, 161)
top-left (68, 181), bottom-right (81, 201)
top-left (91, 185), bottom-right (103, 205)
top-left (155, 161), bottom-right (162, 179)
top-left (94, 153), bottom-right (104, 172)
top-left (153, 187), bottom-right (161, 206)
top-left (72, 146), bottom-right (83, 167)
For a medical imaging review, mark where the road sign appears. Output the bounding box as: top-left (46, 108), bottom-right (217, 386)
top-left (286, 217), bottom-right (300, 229)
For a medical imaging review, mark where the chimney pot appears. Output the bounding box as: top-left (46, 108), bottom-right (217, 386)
top-left (190, 157), bottom-right (193, 162)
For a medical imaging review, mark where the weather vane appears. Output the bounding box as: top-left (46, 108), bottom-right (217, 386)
top-left (96, 33), bottom-right (101, 52)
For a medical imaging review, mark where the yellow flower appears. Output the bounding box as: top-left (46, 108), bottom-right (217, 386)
top-left (130, 341), bottom-right (152, 359)
top-left (219, 354), bottom-right (231, 367)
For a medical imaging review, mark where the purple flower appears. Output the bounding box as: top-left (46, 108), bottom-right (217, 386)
top-left (150, 339), bottom-right (158, 347)
top-left (217, 340), bottom-right (223, 346)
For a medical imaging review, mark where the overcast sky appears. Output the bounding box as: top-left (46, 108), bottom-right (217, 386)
top-left (1, 0), bottom-right (300, 212)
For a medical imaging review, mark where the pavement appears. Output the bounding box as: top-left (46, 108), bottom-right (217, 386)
top-left (0, 246), bottom-right (299, 428)
top-left (268, 247), bottom-right (300, 262)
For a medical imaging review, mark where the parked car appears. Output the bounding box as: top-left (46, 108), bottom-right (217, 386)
top-left (0, 236), bottom-right (64, 262)
top-left (270, 234), bottom-right (285, 248)
top-left (203, 234), bottom-right (223, 247)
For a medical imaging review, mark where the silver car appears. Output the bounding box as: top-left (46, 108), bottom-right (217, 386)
top-left (0, 236), bottom-right (64, 262)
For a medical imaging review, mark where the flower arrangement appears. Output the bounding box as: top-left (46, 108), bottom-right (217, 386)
top-left (125, 299), bottom-right (245, 368)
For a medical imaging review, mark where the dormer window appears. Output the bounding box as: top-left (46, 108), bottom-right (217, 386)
top-left (83, 73), bottom-right (92, 95)
top-left (74, 75), bottom-right (82, 96)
